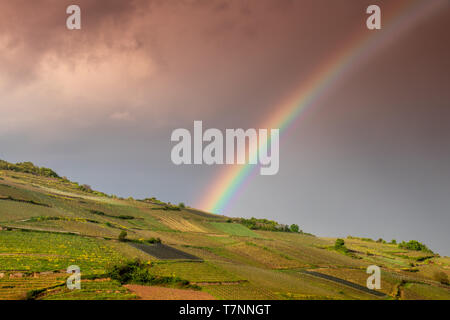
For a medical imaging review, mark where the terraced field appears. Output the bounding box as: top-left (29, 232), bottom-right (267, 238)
top-left (203, 283), bottom-right (280, 300)
top-left (0, 231), bottom-right (150, 273)
top-left (42, 279), bottom-right (137, 300)
top-left (148, 261), bottom-right (242, 283)
top-left (0, 273), bottom-right (66, 300)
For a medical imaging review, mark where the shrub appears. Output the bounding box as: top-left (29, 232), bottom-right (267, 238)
top-left (239, 217), bottom-right (280, 231)
top-left (399, 240), bottom-right (433, 253)
top-left (80, 184), bottom-right (93, 192)
top-left (178, 202), bottom-right (185, 208)
top-left (118, 231), bottom-right (128, 242)
top-left (335, 238), bottom-right (345, 249)
top-left (290, 224), bottom-right (300, 233)
top-left (107, 260), bottom-right (199, 289)
top-left (90, 210), bottom-right (105, 216)
top-left (0, 159), bottom-right (60, 178)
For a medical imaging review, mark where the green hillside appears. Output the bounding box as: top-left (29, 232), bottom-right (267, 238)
top-left (0, 162), bottom-right (449, 300)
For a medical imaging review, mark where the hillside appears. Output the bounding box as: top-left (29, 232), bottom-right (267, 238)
top-left (0, 163), bottom-right (449, 300)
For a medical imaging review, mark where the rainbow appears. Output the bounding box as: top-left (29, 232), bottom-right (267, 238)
top-left (199, 0), bottom-right (446, 214)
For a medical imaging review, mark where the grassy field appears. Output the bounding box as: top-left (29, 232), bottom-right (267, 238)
top-left (0, 168), bottom-right (449, 300)
top-left (209, 222), bottom-right (260, 237)
top-left (0, 231), bottom-right (148, 273)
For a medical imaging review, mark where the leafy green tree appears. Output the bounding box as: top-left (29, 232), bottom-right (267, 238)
top-left (335, 238), bottom-right (345, 249)
top-left (399, 240), bottom-right (433, 253)
top-left (290, 224), bottom-right (300, 233)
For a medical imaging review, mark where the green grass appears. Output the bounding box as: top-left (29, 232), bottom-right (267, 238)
top-left (0, 274), bottom-right (66, 300)
top-left (0, 230), bottom-right (133, 273)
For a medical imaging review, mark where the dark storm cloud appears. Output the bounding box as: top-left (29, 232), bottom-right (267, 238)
top-left (0, 1), bottom-right (449, 254)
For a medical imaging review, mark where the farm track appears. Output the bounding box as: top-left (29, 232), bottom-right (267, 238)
top-left (301, 270), bottom-right (387, 298)
top-left (130, 243), bottom-right (202, 261)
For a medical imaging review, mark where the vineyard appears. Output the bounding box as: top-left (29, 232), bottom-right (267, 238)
top-left (0, 169), bottom-right (449, 300)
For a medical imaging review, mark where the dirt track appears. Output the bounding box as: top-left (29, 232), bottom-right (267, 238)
top-left (301, 270), bottom-right (387, 297)
top-left (124, 285), bottom-right (215, 300)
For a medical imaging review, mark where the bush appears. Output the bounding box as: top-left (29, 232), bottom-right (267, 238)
top-left (0, 159), bottom-right (60, 178)
top-left (335, 238), bottom-right (345, 249)
top-left (178, 202), bottom-right (185, 208)
top-left (80, 184), bottom-right (93, 192)
top-left (117, 215), bottom-right (134, 220)
top-left (399, 240), bottom-right (433, 253)
top-left (433, 271), bottom-right (449, 285)
top-left (239, 217), bottom-right (280, 231)
top-left (107, 260), bottom-right (199, 289)
top-left (118, 231), bottom-right (128, 242)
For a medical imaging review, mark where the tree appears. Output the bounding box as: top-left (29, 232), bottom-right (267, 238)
top-left (399, 240), bottom-right (433, 253)
top-left (118, 231), bottom-right (128, 242)
top-left (335, 238), bottom-right (345, 249)
top-left (290, 224), bottom-right (299, 233)
top-left (178, 202), bottom-right (185, 208)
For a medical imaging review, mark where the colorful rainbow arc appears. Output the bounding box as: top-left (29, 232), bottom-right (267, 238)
top-left (199, 0), bottom-right (446, 215)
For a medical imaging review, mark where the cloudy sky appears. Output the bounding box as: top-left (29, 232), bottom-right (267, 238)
top-left (0, 0), bottom-right (449, 254)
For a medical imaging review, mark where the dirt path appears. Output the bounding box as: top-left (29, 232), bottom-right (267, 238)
top-left (124, 285), bottom-right (215, 300)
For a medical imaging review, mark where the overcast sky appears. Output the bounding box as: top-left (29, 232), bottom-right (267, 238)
top-left (0, 0), bottom-right (449, 255)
